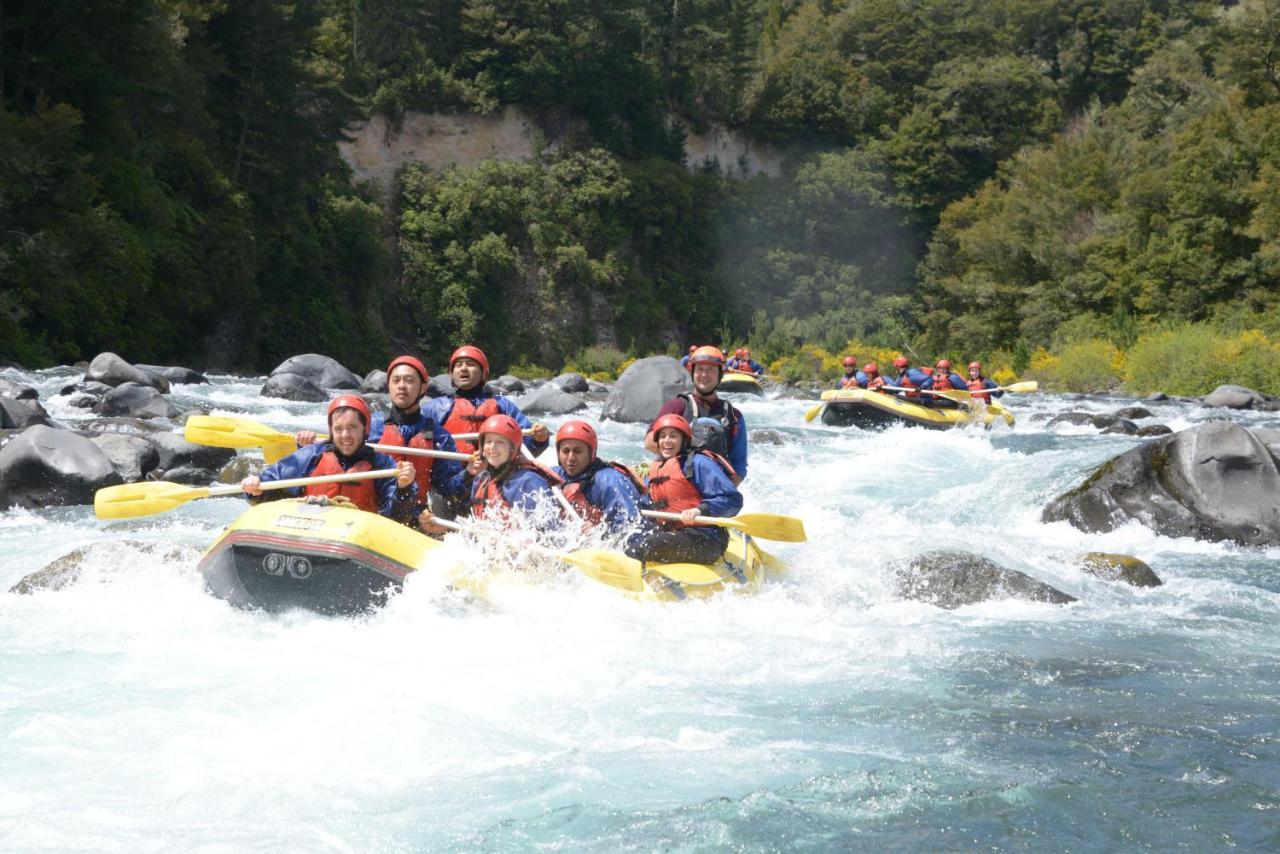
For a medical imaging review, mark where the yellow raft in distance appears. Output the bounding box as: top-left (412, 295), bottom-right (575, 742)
top-left (818, 388), bottom-right (1015, 430)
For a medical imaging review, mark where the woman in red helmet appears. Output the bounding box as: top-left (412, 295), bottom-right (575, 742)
top-left (455, 414), bottom-right (563, 527)
top-left (921, 359), bottom-right (968, 407)
top-left (240, 395), bottom-right (418, 517)
top-left (863, 362), bottom-right (887, 391)
top-left (426, 345), bottom-right (550, 457)
top-left (624, 413), bottom-right (743, 565)
top-left (965, 361), bottom-right (1003, 402)
top-left (838, 356), bottom-right (866, 389)
top-left (552, 419), bottom-right (642, 534)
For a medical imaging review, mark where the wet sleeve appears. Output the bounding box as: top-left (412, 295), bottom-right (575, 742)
top-left (590, 468), bottom-right (642, 532)
top-left (366, 412), bottom-right (388, 444)
top-left (372, 452), bottom-right (418, 519)
top-left (429, 424), bottom-right (467, 499)
top-left (728, 409), bottom-right (748, 481)
top-left (691, 455), bottom-right (744, 518)
top-left (252, 444), bottom-right (322, 501)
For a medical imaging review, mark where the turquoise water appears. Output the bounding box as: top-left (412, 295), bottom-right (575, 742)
top-left (2, 370), bottom-right (1278, 850)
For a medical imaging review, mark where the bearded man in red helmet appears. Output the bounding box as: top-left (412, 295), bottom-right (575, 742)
top-left (240, 395), bottom-right (418, 519)
top-left (425, 345), bottom-right (550, 457)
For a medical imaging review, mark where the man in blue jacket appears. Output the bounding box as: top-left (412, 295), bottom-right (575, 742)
top-left (552, 420), bottom-right (641, 535)
top-left (427, 345), bottom-right (550, 457)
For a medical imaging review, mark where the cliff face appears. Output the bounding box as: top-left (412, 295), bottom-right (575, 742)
top-left (339, 106), bottom-right (788, 191)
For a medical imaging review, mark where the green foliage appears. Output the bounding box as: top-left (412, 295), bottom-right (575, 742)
top-left (565, 345), bottom-right (629, 378)
top-left (1026, 339), bottom-right (1124, 393)
top-left (1123, 324), bottom-right (1280, 396)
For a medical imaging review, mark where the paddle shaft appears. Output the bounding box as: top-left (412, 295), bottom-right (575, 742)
top-left (231, 468), bottom-right (402, 497)
top-left (643, 509), bottom-right (739, 528)
top-left (367, 443), bottom-right (472, 461)
top-left (450, 428), bottom-right (537, 442)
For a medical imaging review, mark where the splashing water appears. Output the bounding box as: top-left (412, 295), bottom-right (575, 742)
top-left (1, 370), bottom-right (1278, 849)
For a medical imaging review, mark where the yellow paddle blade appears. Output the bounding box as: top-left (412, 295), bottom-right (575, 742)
top-left (648, 562), bottom-right (727, 586)
top-left (559, 548), bottom-right (646, 593)
top-left (184, 415), bottom-right (293, 449)
top-left (726, 512), bottom-right (807, 543)
top-left (263, 441), bottom-right (297, 465)
top-left (1004, 380), bottom-right (1038, 393)
top-left (94, 481), bottom-right (212, 519)
top-left (803, 403), bottom-right (825, 423)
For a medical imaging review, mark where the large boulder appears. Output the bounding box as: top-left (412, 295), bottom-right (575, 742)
top-left (360, 369), bottom-right (388, 393)
top-left (0, 378), bottom-right (38, 400)
top-left (895, 551), bottom-right (1076, 609)
top-left (491, 375), bottom-right (526, 394)
top-left (85, 352), bottom-right (169, 392)
top-left (94, 382), bottom-right (180, 419)
top-left (1201, 385), bottom-right (1266, 410)
top-left (516, 384), bottom-right (587, 416)
top-left (148, 432), bottom-right (236, 473)
top-left (269, 354), bottom-right (360, 389)
top-left (0, 425), bottom-right (122, 508)
top-left (0, 397), bottom-right (53, 429)
top-left (134, 364), bottom-right (208, 385)
top-left (1077, 553), bottom-right (1162, 587)
top-left (426, 374), bottom-right (455, 398)
top-left (551, 372), bottom-right (590, 394)
top-left (260, 372), bottom-right (327, 402)
top-left (601, 356), bottom-right (692, 423)
top-left (89, 434), bottom-right (160, 482)
top-left (1042, 421), bottom-right (1280, 546)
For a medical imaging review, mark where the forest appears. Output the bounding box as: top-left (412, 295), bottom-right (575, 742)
top-left (4, 1), bottom-right (1280, 391)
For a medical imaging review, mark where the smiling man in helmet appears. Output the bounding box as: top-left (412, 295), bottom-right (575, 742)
top-left (426, 345), bottom-right (550, 457)
top-left (552, 419), bottom-right (642, 534)
top-left (652, 345), bottom-right (749, 480)
top-left (240, 395), bottom-right (418, 518)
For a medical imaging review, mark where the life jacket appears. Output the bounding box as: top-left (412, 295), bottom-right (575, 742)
top-left (375, 419), bottom-right (433, 499)
top-left (866, 374), bottom-right (886, 391)
top-left (677, 392), bottom-right (740, 444)
top-left (471, 459), bottom-right (564, 520)
top-left (932, 373), bottom-right (956, 392)
top-left (644, 450), bottom-right (738, 528)
top-left (562, 459), bottom-right (645, 526)
top-left (967, 377), bottom-right (992, 402)
top-left (840, 373), bottom-right (859, 389)
top-left (443, 393), bottom-right (500, 454)
top-left (306, 446), bottom-right (378, 513)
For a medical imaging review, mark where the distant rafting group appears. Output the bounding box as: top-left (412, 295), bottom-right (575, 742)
top-left (836, 356), bottom-right (1003, 407)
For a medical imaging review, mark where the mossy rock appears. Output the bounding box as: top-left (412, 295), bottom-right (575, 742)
top-left (1078, 552), bottom-right (1162, 587)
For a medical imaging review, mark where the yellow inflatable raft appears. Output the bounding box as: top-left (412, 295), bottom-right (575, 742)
top-left (717, 372), bottom-right (765, 395)
top-left (818, 388), bottom-right (1015, 430)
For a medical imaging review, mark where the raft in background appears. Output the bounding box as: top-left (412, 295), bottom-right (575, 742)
top-left (818, 388), bottom-right (1015, 430)
top-left (717, 372), bottom-right (764, 395)
top-left (198, 499), bottom-right (784, 615)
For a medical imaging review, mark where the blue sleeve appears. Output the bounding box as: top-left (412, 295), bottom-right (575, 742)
top-left (588, 467), bottom-right (642, 532)
top-left (907, 368), bottom-right (930, 387)
top-left (366, 411), bottom-right (389, 443)
top-left (425, 396), bottom-right (452, 429)
top-left (252, 443), bottom-right (325, 499)
top-left (856, 370), bottom-right (868, 388)
top-left (950, 373), bottom-right (967, 389)
top-left (428, 424), bottom-right (467, 499)
top-left (371, 452), bottom-right (418, 519)
top-left (727, 408), bottom-right (748, 480)
top-left (690, 455), bottom-right (743, 518)
top-left (496, 396), bottom-right (550, 456)
top-left (986, 379), bottom-right (1004, 399)
top-left (504, 470), bottom-right (555, 517)
top-left (750, 360), bottom-right (763, 374)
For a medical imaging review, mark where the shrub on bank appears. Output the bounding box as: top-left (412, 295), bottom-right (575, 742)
top-left (1026, 339), bottom-right (1122, 392)
top-left (1124, 325), bottom-right (1280, 396)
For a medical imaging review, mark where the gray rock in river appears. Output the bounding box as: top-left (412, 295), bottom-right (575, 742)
top-left (0, 397), bottom-right (53, 430)
top-left (269, 354), bottom-right (360, 389)
top-left (134, 364), bottom-right (208, 385)
top-left (516, 384), bottom-right (586, 416)
top-left (0, 425), bottom-right (122, 508)
top-left (426, 374), bottom-right (455, 398)
top-left (601, 356), bottom-right (692, 424)
top-left (10, 540), bottom-right (199, 594)
top-left (89, 434), bottom-right (160, 482)
top-left (1077, 552), bottom-right (1162, 587)
top-left (1042, 420), bottom-right (1280, 546)
top-left (895, 550), bottom-right (1077, 609)
top-left (94, 382), bottom-right (180, 419)
top-left (260, 372), bottom-right (327, 402)
top-left (1200, 385), bottom-right (1267, 410)
top-left (1136, 424), bottom-right (1173, 437)
top-left (1115, 406), bottom-right (1154, 420)
top-left (149, 432), bottom-right (235, 472)
top-left (552, 372), bottom-right (590, 394)
top-left (0, 378), bottom-right (38, 400)
top-left (86, 352), bottom-right (169, 392)
top-left (491, 374), bottom-right (526, 394)
top-left (360, 369), bottom-right (388, 393)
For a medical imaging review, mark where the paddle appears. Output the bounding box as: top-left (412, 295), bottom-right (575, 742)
top-left (450, 428), bottom-right (536, 443)
top-left (803, 402), bottom-right (826, 423)
top-left (93, 469), bottom-right (400, 520)
top-left (640, 510), bottom-right (806, 542)
top-left (184, 414), bottom-right (474, 464)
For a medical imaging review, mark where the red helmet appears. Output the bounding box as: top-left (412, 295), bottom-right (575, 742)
top-left (478, 414), bottom-right (523, 450)
top-left (864, 362), bottom-right (879, 374)
top-left (327, 394), bottom-right (371, 435)
top-left (688, 345), bottom-right (697, 354)
top-left (387, 355), bottom-right (429, 385)
top-left (736, 348), bottom-right (745, 358)
top-left (449, 345), bottom-right (490, 381)
top-left (649, 413), bottom-right (693, 444)
top-left (893, 356), bottom-right (910, 369)
top-left (743, 348), bottom-right (752, 356)
top-left (936, 359), bottom-right (952, 371)
top-left (687, 345), bottom-right (725, 375)
top-left (969, 361), bottom-right (982, 371)
top-left (842, 356), bottom-right (857, 367)
top-left (555, 420), bottom-right (597, 456)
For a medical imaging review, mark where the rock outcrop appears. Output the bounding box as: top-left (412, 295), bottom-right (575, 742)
top-left (895, 550), bottom-right (1076, 609)
top-left (269, 354), bottom-right (361, 389)
top-left (261, 372), bottom-right (327, 402)
top-left (94, 382), bottom-right (179, 419)
top-left (86, 352), bottom-right (169, 392)
top-left (601, 356), bottom-right (692, 423)
top-left (0, 425), bottom-right (122, 508)
top-left (1077, 552), bottom-right (1163, 587)
top-left (1043, 421), bottom-right (1280, 546)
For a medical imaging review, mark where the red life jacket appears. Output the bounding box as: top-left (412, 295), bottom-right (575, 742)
top-left (307, 450), bottom-right (378, 513)
top-left (644, 450), bottom-right (737, 528)
top-left (562, 459), bottom-right (645, 527)
top-left (471, 459), bottom-right (564, 520)
top-left (967, 377), bottom-right (992, 402)
top-left (866, 374), bottom-right (886, 391)
top-left (932, 373), bottom-right (956, 391)
top-left (375, 425), bottom-right (433, 499)
top-left (840, 373), bottom-right (859, 389)
top-left (443, 395), bottom-right (500, 454)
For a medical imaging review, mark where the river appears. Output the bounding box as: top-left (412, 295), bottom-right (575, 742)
top-left (2, 367), bottom-right (1278, 850)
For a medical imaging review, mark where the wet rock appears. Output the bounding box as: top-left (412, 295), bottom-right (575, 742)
top-left (492, 374), bottom-right (526, 394)
top-left (426, 375), bottom-right (455, 398)
top-left (552, 372), bottom-right (590, 394)
top-left (749, 429), bottom-right (786, 445)
top-left (1100, 419), bottom-right (1139, 435)
top-left (260, 372), bottom-right (326, 403)
top-left (89, 434), bottom-right (160, 482)
top-left (587, 381), bottom-right (611, 394)
top-left (1136, 424), bottom-right (1173, 437)
top-left (135, 364), bottom-right (208, 385)
top-left (1201, 385), bottom-right (1266, 410)
top-left (1077, 552), bottom-right (1162, 587)
top-left (0, 397), bottom-right (52, 429)
top-left (218, 456), bottom-right (261, 483)
top-left (602, 356), bottom-right (692, 424)
top-left (895, 550), bottom-right (1077, 609)
top-left (0, 378), bottom-right (38, 400)
top-left (86, 352), bottom-right (169, 392)
top-left (148, 432), bottom-right (235, 472)
top-left (94, 382), bottom-right (180, 419)
top-left (159, 465), bottom-right (219, 485)
top-left (0, 425), bottom-right (122, 508)
top-left (1146, 392), bottom-right (1169, 402)
top-left (1115, 406), bottom-right (1153, 420)
top-left (10, 540), bottom-right (199, 594)
top-left (1042, 421), bottom-right (1280, 546)
top-left (269, 354), bottom-right (360, 389)
top-left (360, 369), bottom-right (388, 393)
top-left (1045, 412), bottom-right (1094, 428)
top-left (80, 417), bottom-right (169, 436)
top-left (516, 384), bottom-right (586, 416)
top-left (364, 393), bottom-right (392, 417)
